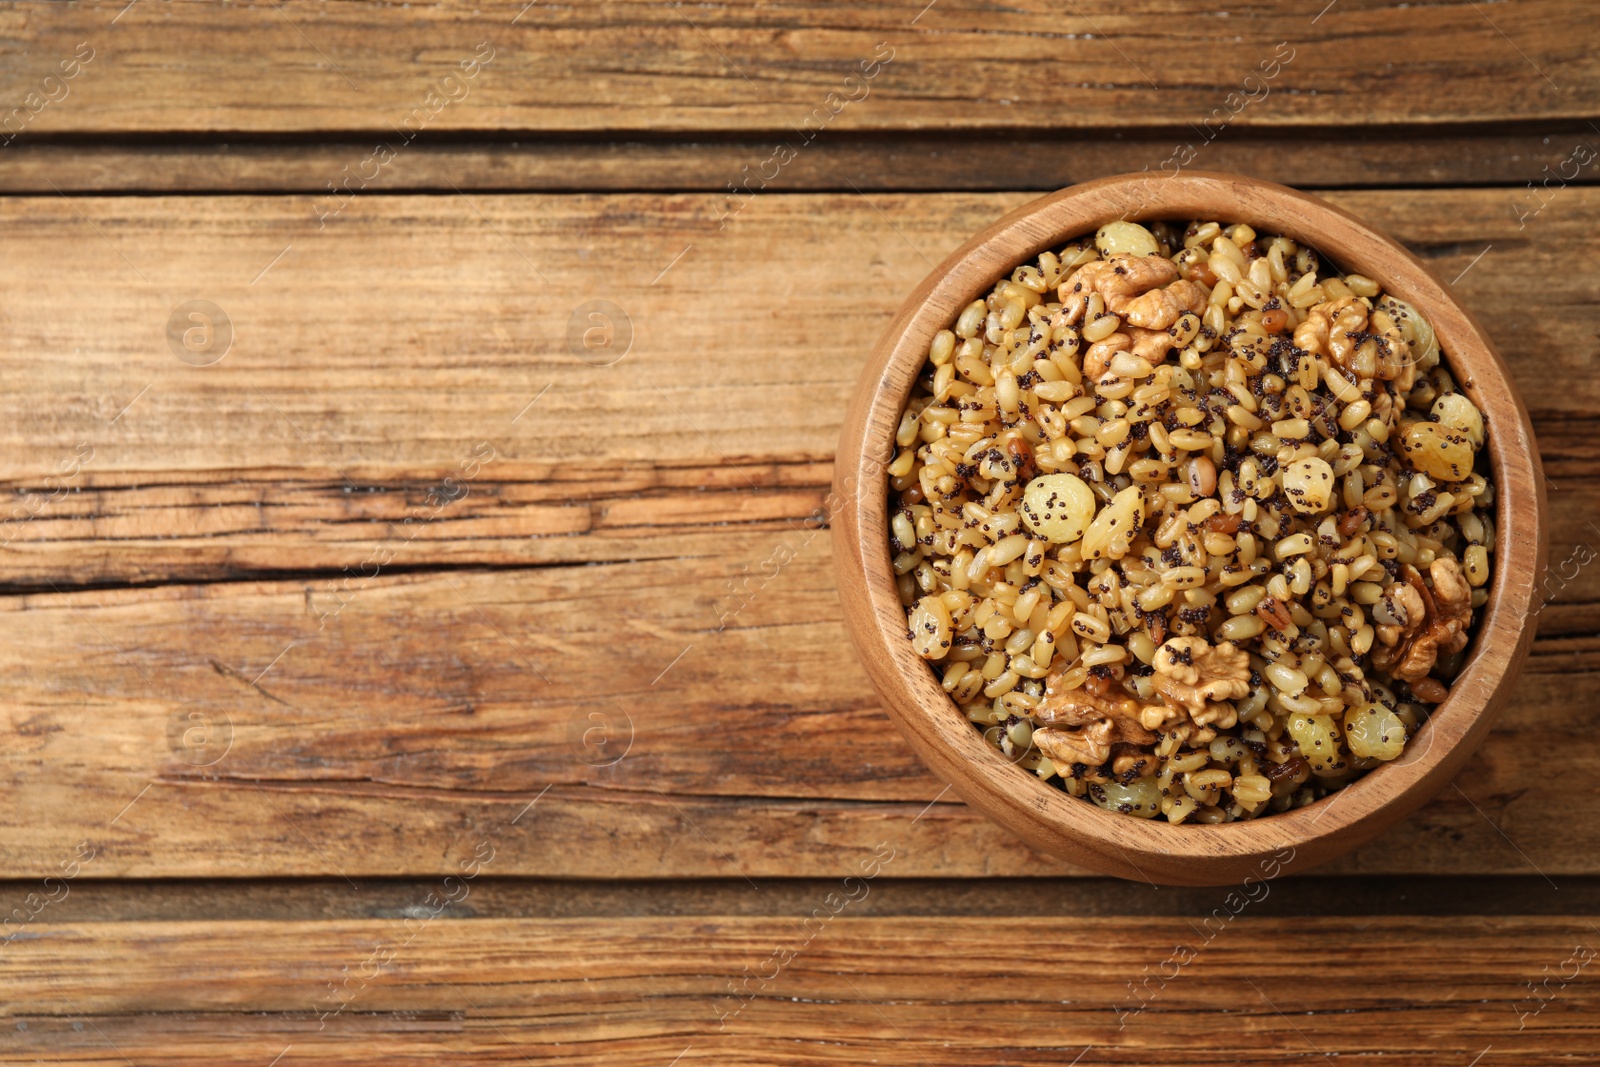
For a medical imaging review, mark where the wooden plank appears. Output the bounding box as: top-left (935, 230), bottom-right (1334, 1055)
top-left (0, 1), bottom-right (1593, 137)
top-left (0, 189), bottom-right (964, 481)
top-left (3, 917), bottom-right (1596, 1064)
top-left (1, 538), bottom-right (1597, 879)
top-left (0, 464), bottom-right (834, 588)
top-left (0, 187), bottom-right (1596, 582)
top-left (0, 128), bottom-right (1592, 194)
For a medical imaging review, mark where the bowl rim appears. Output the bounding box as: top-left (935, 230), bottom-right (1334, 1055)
top-left (832, 171), bottom-right (1547, 885)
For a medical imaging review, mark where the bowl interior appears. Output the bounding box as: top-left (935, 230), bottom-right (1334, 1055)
top-left (836, 171), bottom-right (1546, 884)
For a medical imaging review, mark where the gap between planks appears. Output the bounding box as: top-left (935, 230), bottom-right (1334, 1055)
top-left (4, 126), bottom-right (1600, 195)
top-left (5, 875), bottom-right (1598, 923)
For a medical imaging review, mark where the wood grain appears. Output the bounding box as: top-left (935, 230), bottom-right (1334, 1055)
top-left (3, 916), bottom-right (1597, 1064)
top-left (0, 187), bottom-right (1596, 880)
top-left (1, 536), bottom-right (1595, 879)
top-left (0, 187), bottom-right (1594, 562)
top-left (0, 1), bottom-right (1592, 136)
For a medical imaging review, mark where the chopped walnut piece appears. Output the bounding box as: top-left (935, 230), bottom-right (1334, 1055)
top-left (1033, 664), bottom-right (1159, 767)
top-left (1296, 294), bottom-right (1413, 388)
top-left (1127, 326), bottom-right (1173, 362)
top-left (1150, 636), bottom-right (1251, 715)
top-left (1321, 297), bottom-right (1368, 366)
top-left (1291, 311), bottom-right (1330, 356)
top-left (1061, 256), bottom-right (1207, 370)
top-left (1120, 278), bottom-right (1208, 330)
top-left (1293, 296), bottom-right (1361, 358)
top-left (1060, 255), bottom-right (1207, 324)
top-left (1370, 558), bottom-right (1474, 683)
top-left (1431, 558), bottom-right (1473, 629)
top-left (1082, 332), bottom-right (1132, 378)
top-left (1060, 254), bottom-right (1176, 309)
top-left (1034, 726), bottom-right (1114, 771)
top-left (1374, 579), bottom-right (1427, 650)
top-left (1191, 700), bottom-right (1239, 731)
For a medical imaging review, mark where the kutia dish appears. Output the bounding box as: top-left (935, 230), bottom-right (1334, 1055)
top-left (833, 173), bottom-right (1546, 884)
top-left (889, 216), bottom-right (1490, 824)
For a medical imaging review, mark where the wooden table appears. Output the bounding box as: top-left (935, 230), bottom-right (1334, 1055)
top-left (1, 2), bottom-right (1597, 1062)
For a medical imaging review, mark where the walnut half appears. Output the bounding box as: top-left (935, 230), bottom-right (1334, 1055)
top-left (1151, 636), bottom-right (1251, 718)
top-left (1369, 558), bottom-right (1473, 684)
top-left (1032, 668), bottom-right (1158, 774)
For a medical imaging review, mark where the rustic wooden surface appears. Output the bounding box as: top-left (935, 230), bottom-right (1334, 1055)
top-left (2, 0), bottom-right (1597, 1062)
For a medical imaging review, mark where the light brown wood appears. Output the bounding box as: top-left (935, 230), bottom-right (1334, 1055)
top-left (834, 173), bottom-right (1547, 884)
top-left (0, 188), bottom-right (1594, 565)
top-left (1, 1), bottom-right (1592, 136)
top-left (3, 916), bottom-right (1597, 1064)
top-left (0, 534), bottom-right (1595, 879)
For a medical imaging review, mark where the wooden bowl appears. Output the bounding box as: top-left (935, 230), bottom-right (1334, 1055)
top-left (832, 171), bottom-right (1546, 886)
